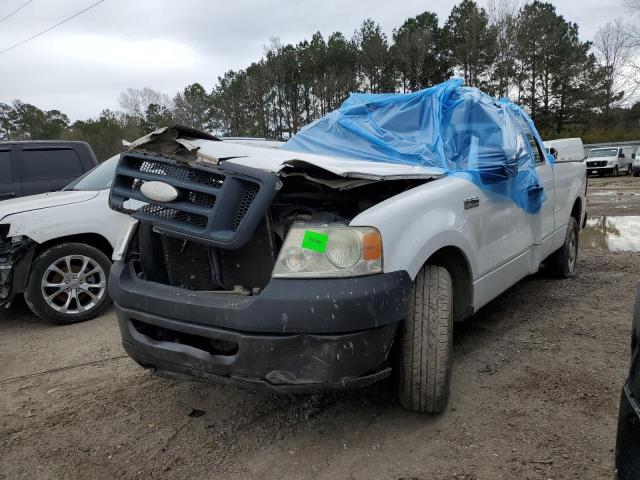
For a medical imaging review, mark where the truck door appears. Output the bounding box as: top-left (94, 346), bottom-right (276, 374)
top-left (515, 117), bottom-right (555, 262)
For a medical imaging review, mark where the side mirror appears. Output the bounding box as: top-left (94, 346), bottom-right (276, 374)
top-left (549, 147), bottom-right (559, 160)
top-left (620, 153), bottom-right (626, 158)
top-left (632, 153), bottom-right (636, 159)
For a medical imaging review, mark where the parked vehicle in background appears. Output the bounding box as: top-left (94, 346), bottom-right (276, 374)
top-left (615, 288), bottom-right (640, 480)
top-left (633, 146), bottom-right (640, 177)
top-left (586, 146), bottom-right (633, 176)
top-left (0, 156), bottom-right (130, 324)
top-left (543, 138), bottom-right (584, 163)
top-left (0, 141), bottom-right (98, 200)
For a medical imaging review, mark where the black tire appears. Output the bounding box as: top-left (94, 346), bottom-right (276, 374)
top-left (635, 169), bottom-right (639, 178)
top-left (628, 164), bottom-right (633, 176)
top-left (545, 217), bottom-right (579, 278)
top-left (614, 166), bottom-right (619, 176)
top-left (24, 243), bottom-right (112, 324)
top-left (396, 264), bottom-right (453, 414)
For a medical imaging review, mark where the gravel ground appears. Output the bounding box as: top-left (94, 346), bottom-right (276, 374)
top-left (0, 174), bottom-right (639, 480)
top-left (586, 175), bottom-right (640, 217)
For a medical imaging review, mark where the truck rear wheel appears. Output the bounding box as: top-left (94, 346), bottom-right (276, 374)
top-left (396, 264), bottom-right (453, 414)
top-left (545, 217), bottom-right (578, 278)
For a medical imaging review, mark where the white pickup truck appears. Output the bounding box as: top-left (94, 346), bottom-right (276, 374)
top-left (108, 91), bottom-right (586, 414)
top-left (586, 146), bottom-right (634, 176)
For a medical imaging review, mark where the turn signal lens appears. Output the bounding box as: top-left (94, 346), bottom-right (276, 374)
top-left (362, 230), bottom-right (382, 261)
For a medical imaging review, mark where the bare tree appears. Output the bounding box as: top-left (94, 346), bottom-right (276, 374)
top-left (624, 0), bottom-right (640, 11)
top-left (594, 18), bottom-right (633, 119)
top-left (486, 0), bottom-right (522, 98)
top-left (118, 87), bottom-right (173, 118)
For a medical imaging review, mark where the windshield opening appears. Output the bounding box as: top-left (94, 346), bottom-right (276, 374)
top-left (64, 155), bottom-right (119, 191)
top-left (588, 148), bottom-right (618, 158)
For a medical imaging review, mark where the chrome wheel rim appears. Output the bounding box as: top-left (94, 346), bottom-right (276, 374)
top-left (41, 255), bottom-right (106, 315)
top-left (567, 229), bottom-right (577, 272)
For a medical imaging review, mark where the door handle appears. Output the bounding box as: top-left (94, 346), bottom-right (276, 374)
top-left (0, 192), bottom-right (16, 199)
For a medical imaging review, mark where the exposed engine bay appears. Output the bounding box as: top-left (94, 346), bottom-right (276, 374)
top-left (110, 126), bottom-right (433, 294)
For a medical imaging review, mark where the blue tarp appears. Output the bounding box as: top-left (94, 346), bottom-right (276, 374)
top-left (282, 78), bottom-right (551, 214)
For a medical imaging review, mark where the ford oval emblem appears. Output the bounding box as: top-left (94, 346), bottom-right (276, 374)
top-left (140, 181), bottom-right (178, 203)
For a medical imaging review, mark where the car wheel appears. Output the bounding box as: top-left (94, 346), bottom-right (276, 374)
top-left (545, 217), bottom-right (579, 278)
top-left (396, 264), bottom-right (453, 414)
top-left (24, 243), bottom-right (112, 324)
top-left (628, 164), bottom-right (633, 175)
top-left (635, 170), bottom-right (640, 177)
top-left (614, 166), bottom-right (619, 176)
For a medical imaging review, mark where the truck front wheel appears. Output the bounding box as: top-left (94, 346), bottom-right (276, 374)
top-left (396, 264), bottom-right (453, 414)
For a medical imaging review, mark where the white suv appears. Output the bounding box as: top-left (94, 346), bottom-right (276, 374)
top-left (0, 156), bottom-right (130, 323)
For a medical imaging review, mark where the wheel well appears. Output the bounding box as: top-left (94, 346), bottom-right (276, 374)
top-left (35, 234), bottom-right (113, 259)
top-left (571, 197), bottom-right (582, 223)
top-left (428, 246), bottom-right (473, 322)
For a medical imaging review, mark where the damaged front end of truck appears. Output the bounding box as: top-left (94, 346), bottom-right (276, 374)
top-left (107, 125), bottom-right (439, 391)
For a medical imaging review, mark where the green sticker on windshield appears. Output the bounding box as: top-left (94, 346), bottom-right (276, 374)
top-left (301, 230), bottom-right (328, 253)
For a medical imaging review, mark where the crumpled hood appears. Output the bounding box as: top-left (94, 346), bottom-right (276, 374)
top-left (125, 125), bottom-right (444, 185)
top-left (0, 190), bottom-right (98, 222)
top-left (194, 139), bottom-right (445, 181)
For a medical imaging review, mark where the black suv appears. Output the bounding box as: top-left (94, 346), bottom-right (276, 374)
top-left (0, 141), bottom-right (98, 200)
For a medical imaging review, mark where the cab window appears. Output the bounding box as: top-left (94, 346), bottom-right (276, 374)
top-left (516, 116), bottom-right (545, 165)
top-left (22, 148), bottom-right (83, 180)
top-left (0, 151), bottom-right (11, 183)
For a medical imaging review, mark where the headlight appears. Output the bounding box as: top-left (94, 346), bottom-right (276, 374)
top-left (272, 224), bottom-right (382, 278)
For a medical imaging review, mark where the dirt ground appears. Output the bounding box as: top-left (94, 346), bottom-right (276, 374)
top-left (1, 175), bottom-right (639, 480)
top-left (585, 174), bottom-right (640, 217)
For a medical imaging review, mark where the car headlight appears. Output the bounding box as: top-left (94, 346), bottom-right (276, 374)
top-left (272, 224), bottom-right (382, 278)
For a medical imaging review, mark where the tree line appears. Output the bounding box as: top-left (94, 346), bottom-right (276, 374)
top-left (1, 0), bottom-right (639, 161)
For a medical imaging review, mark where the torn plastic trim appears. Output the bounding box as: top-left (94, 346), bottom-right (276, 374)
top-left (123, 125), bottom-right (222, 165)
top-left (0, 237), bottom-right (36, 308)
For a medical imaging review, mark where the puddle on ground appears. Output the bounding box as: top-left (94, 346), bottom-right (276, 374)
top-left (589, 191), bottom-right (620, 199)
top-left (581, 216), bottom-right (640, 252)
top-left (587, 191), bottom-right (640, 202)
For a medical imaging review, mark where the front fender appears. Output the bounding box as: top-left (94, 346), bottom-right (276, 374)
top-left (350, 177), bottom-right (479, 281)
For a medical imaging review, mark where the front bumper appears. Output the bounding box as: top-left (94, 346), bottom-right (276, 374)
top-left (0, 238), bottom-right (36, 307)
top-left (616, 382), bottom-right (640, 479)
top-left (110, 261), bottom-right (411, 392)
top-left (587, 166), bottom-right (614, 175)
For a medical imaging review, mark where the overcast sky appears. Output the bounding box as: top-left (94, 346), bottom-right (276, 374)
top-left (0, 0), bottom-right (627, 121)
